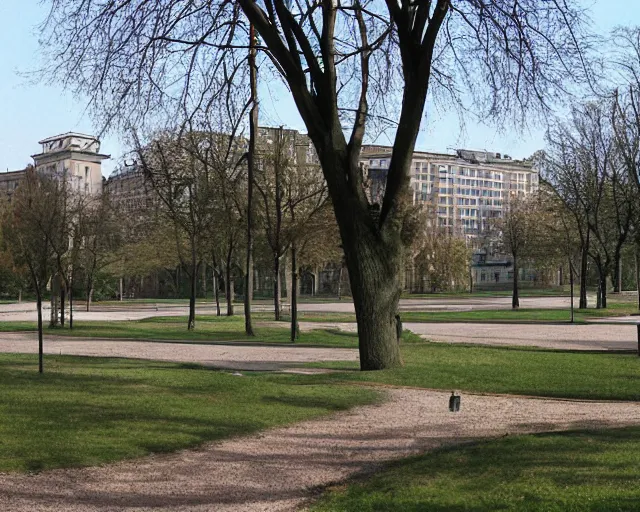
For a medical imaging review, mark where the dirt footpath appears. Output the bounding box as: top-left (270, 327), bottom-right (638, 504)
top-left (1, 388), bottom-right (639, 512)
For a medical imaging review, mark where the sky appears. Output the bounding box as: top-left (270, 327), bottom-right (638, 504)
top-left (0, 1), bottom-right (637, 177)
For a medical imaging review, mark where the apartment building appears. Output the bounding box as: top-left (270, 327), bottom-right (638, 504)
top-left (362, 146), bottom-right (538, 239)
top-left (362, 146), bottom-right (540, 291)
top-left (0, 133), bottom-right (110, 202)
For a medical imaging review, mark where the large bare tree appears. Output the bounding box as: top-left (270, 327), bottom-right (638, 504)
top-left (42, 0), bottom-right (590, 369)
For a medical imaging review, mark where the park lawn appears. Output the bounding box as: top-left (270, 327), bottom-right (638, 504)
top-left (0, 315), bottom-right (423, 348)
top-left (298, 343), bottom-right (640, 401)
top-left (403, 287), bottom-right (571, 298)
top-left (309, 426), bottom-right (640, 512)
top-left (0, 354), bottom-right (379, 473)
top-left (268, 303), bottom-right (639, 324)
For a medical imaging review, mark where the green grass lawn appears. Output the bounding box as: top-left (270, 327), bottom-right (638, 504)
top-left (0, 315), bottom-right (423, 348)
top-left (270, 303), bottom-right (640, 324)
top-left (309, 426), bottom-right (640, 512)
top-left (297, 343), bottom-right (640, 401)
top-left (403, 287), bottom-right (572, 298)
top-left (0, 354), bottom-right (379, 473)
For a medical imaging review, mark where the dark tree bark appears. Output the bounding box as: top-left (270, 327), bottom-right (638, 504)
top-left (68, 285), bottom-right (73, 330)
top-left (290, 242), bottom-right (298, 342)
top-left (636, 240), bottom-right (640, 311)
top-left (60, 286), bottom-right (65, 327)
top-left (86, 278), bottom-right (93, 312)
top-left (244, 23), bottom-right (258, 337)
top-left (225, 254), bottom-right (234, 317)
top-left (36, 292), bottom-right (43, 374)
top-left (569, 258), bottom-right (575, 323)
top-left (613, 252), bottom-right (622, 293)
top-left (512, 254), bottom-right (520, 309)
top-left (273, 255), bottom-right (281, 321)
top-left (579, 235), bottom-right (589, 309)
top-left (187, 240), bottom-right (197, 330)
top-left (214, 272), bottom-right (221, 317)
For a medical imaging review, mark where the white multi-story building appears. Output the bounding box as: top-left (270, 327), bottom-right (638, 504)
top-left (362, 147), bottom-right (538, 240)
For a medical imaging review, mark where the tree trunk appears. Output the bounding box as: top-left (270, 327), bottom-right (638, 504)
top-left (244, 22), bottom-right (258, 337)
top-left (86, 278), bottom-right (93, 312)
top-left (336, 265), bottom-right (343, 300)
top-left (512, 254), bottom-right (520, 309)
top-left (214, 272), bottom-right (221, 316)
top-left (341, 230), bottom-right (403, 370)
top-left (202, 263), bottom-right (207, 300)
top-left (60, 285), bottom-right (65, 327)
top-left (569, 259), bottom-right (575, 324)
top-left (636, 241), bottom-right (640, 311)
top-left (18, 288), bottom-right (22, 303)
top-left (613, 252), bottom-right (622, 293)
top-left (119, 277), bottom-right (123, 301)
top-left (600, 273), bottom-right (608, 309)
top-left (579, 237), bottom-right (589, 309)
top-left (188, 258), bottom-right (197, 330)
top-left (69, 285), bottom-right (73, 330)
top-left (50, 278), bottom-right (59, 328)
top-left (291, 243), bottom-right (298, 342)
top-left (273, 255), bottom-right (281, 321)
top-left (36, 292), bottom-right (43, 374)
top-left (225, 263), bottom-right (234, 316)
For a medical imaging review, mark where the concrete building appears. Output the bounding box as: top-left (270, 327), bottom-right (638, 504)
top-left (361, 146), bottom-right (540, 291)
top-left (0, 168), bottom-right (26, 202)
top-left (0, 133), bottom-right (109, 202)
top-left (362, 146), bottom-right (538, 238)
top-left (104, 161), bottom-right (155, 214)
top-left (32, 132), bottom-right (109, 195)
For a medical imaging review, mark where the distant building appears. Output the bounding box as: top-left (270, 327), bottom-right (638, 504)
top-left (104, 161), bottom-right (155, 214)
top-left (32, 132), bottom-right (110, 195)
top-left (361, 146), bottom-right (538, 240)
top-left (0, 168), bottom-right (26, 201)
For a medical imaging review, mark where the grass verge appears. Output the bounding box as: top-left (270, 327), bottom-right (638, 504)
top-left (0, 354), bottom-right (379, 473)
top-left (267, 303), bottom-right (640, 324)
top-left (297, 343), bottom-right (640, 401)
top-left (309, 427), bottom-right (640, 512)
top-left (0, 315), bottom-right (423, 348)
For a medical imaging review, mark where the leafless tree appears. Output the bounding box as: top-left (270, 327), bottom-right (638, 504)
top-left (2, 169), bottom-right (60, 373)
top-left (41, 0), bottom-right (592, 369)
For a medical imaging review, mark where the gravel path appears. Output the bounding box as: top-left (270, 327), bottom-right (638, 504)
top-left (1, 388), bottom-right (639, 512)
top-left (296, 321), bottom-right (640, 351)
top-left (0, 333), bottom-right (357, 371)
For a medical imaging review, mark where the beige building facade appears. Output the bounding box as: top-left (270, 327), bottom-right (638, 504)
top-left (362, 146), bottom-right (538, 239)
top-left (32, 132), bottom-right (109, 195)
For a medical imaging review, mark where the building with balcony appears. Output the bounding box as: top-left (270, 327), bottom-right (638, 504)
top-left (362, 146), bottom-right (538, 240)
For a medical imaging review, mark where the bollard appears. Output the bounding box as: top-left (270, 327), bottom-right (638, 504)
top-left (449, 391), bottom-right (461, 412)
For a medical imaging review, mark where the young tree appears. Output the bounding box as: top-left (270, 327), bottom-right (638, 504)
top-left (496, 194), bottom-right (538, 309)
top-left (42, 0), bottom-right (591, 369)
top-left (135, 131), bottom-right (220, 330)
top-left (3, 169), bottom-right (60, 373)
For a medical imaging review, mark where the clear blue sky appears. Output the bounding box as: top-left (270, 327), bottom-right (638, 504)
top-left (0, 1), bottom-right (636, 176)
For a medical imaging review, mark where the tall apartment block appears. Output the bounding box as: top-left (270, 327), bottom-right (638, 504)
top-left (362, 146), bottom-right (538, 240)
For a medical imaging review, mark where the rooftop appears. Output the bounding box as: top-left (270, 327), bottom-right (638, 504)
top-left (38, 132), bottom-right (99, 144)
